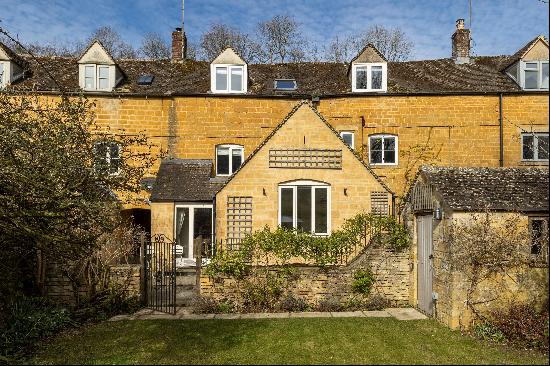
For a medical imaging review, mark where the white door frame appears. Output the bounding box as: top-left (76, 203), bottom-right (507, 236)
top-left (174, 203), bottom-right (213, 267)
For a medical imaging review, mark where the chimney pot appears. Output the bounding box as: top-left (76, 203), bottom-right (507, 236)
top-left (456, 18), bottom-right (465, 30)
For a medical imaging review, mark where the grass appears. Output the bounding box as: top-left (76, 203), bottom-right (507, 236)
top-left (31, 318), bottom-right (548, 365)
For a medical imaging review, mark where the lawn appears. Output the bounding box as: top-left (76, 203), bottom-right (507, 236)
top-left (31, 318), bottom-right (548, 365)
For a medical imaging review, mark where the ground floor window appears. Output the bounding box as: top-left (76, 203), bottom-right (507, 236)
top-left (529, 216), bottom-right (548, 264)
top-left (278, 180), bottom-right (330, 235)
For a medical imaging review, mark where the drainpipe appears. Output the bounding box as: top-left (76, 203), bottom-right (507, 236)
top-left (499, 94), bottom-right (504, 167)
top-left (360, 116), bottom-right (365, 157)
top-left (391, 193), bottom-right (396, 219)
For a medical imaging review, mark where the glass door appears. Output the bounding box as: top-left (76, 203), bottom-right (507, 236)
top-left (174, 204), bottom-right (213, 267)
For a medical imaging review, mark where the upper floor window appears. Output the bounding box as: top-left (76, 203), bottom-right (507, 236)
top-left (522, 132), bottom-right (549, 161)
top-left (212, 65), bottom-right (246, 93)
top-left (82, 64), bottom-right (111, 91)
top-left (279, 180), bottom-right (330, 235)
top-left (369, 134), bottom-right (398, 165)
top-left (216, 144), bottom-right (243, 176)
top-left (522, 61), bottom-right (549, 90)
top-left (340, 131), bottom-right (354, 149)
top-left (94, 141), bottom-right (121, 175)
top-left (352, 63), bottom-right (387, 92)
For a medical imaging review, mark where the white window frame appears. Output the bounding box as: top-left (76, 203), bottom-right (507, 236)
top-left (174, 203), bottom-right (214, 266)
top-left (520, 61), bottom-right (549, 90)
top-left (521, 132), bottom-right (549, 161)
top-left (278, 180), bottom-right (331, 236)
top-left (210, 64), bottom-right (247, 94)
top-left (93, 141), bottom-right (121, 176)
top-left (216, 144), bottom-right (244, 176)
top-left (81, 64), bottom-right (111, 91)
top-left (368, 134), bottom-right (398, 166)
top-left (340, 131), bottom-right (355, 149)
top-left (0, 61), bottom-right (6, 87)
top-left (351, 63), bottom-right (387, 92)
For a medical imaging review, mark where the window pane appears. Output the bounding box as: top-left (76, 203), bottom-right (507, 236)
top-left (531, 219), bottom-right (544, 255)
top-left (383, 136), bottom-right (395, 150)
top-left (297, 186), bottom-right (312, 233)
top-left (280, 188), bottom-right (294, 229)
top-left (356, 67), bottom-right (368, 89)
top-left (370, 150), bottom-right (382, 164)
top-left (231, 148), bottom-right (243, 172)
top-left (341, 133), bottom-right (353, 147)
top-left (274, 79), bottom-right (296, 90)
top-left (217, 147), bottom-right (230, 174)
top-left (98, 78), bottom-right (108, 90)
top-left (175, 208), bottom-right (190, 258)
top-left (315, 188), bottom-right (328, 234)
top-left (99, 66), bottom-right (109, 78)
top-left (85, 65), bottom-right (95, 77)
top-left (370, 137), bottom-right (382, 150)
top-left (523, 135), bottom-right (535, 160)
top-left (383, 150), bottom-right (396, 163)
top-left (525, 62), bottom-right (538, 69)
top-left (542, 63), bottom-right (549, 89)
top-left (537, 135), bottom-right (549, 160)
top-left (215, 67), bottom-right (227, 91)
top-left (524, 69), bottom-right (539, 89)
top-left (230, 68), bottom-right (243, 91)
top-left (93, 142), bottom-right (108, 173)
top-left (371, 66), bottom-right (383, 90)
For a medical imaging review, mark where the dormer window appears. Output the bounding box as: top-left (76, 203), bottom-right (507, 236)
top-left (522, 61), bottom-right (549, 90)
top-left (210, 48), bottom-right (248, 94)
top-left (83, 64), bottom-right (111, 91)
top-left (78, 41), bottom-right (123, 92)
top-left (352, 63), bottom-right (387, 92)
top-left (212, 65), bottom-right (245, 93)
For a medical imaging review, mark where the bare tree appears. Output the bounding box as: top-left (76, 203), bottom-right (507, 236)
top-left (139, 32), bottom-right (170, 60)
top-left (324, 36), bottom-right (355, 63)
top-left (88, 26), bottom-right (137, 59)
top-left (257, 15), bottom-right (306, 63)
top-left (326, 25), bottom-right (414, 62)
top-left (200, 24), bottom-right (263, 63)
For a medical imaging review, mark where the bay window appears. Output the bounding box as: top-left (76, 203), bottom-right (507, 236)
top-left (279, 181), bottom-right (330, 235)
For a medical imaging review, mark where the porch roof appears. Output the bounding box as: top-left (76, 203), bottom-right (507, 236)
top-left (150, 159), bottom-right (224, 202)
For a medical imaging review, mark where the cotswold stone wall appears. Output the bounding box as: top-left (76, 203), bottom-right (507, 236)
top-left (44, 263), bottom-right (142, 306)
top-left (200, 246), bottom-right (411, 307)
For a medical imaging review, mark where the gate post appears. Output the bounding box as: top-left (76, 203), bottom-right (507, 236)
top-left (194, 236), bottom-right (202, 293)
top-left (140, 232), bottom-right (146, 305)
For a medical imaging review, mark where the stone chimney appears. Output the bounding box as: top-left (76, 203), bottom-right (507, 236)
top-left (171, 27), bottom-right (187, 61)
top-left (452, 19), bottom-right (470, 64)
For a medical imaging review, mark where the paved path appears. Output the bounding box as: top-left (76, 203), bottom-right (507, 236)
top-left (109, 307), bottom-right (427, 321)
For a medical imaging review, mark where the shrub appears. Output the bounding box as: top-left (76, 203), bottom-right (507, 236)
top-left (191, 296), bottom-right (236, 314)
top-left (0, 296), bottom-right (74, 357)
top-left (72, 285), bottom-right (141, 323)
top-left (488, 303), bottom-right (549, 352)
top-left (316, 297), bottom-right (343, 312)
top-left (343, 295), bottom-right (367, 311)
top-left (351, 268), bottom-right (375, 296)
top-left (474, 322), bottom-right (506, 343)
top-left (277, 294), bottom-right (309, 312)
top-left (364, 295), bottom-right (391, 311)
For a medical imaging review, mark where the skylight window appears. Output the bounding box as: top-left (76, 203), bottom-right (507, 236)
top-left (137, 74), bottom-right (155, 86)
top-left (274, 79), bottom-right (297, 91)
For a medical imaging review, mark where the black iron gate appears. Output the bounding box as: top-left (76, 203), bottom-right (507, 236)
top-left (144, 234), bottom-right (176, 314)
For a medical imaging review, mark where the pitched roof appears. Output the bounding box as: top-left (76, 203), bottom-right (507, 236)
top-left (419, 166), bottom-right (549, 212)
top-left (7, 54), bottom-right (526, 95)
top-left (150, 159), bottom-right (225, 202)
top-left (216, 100), bottom-right (394, 195)
top-left (0, 42), bottom-right (28, 68)
top-left (500, 35), bottom-right (549, 71)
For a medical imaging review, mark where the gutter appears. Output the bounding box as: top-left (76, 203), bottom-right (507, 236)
top-left (499, 93), bottom-right (504, 167)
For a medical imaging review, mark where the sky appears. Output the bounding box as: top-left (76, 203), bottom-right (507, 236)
top-left (1, 0), bottom-right (549, 60)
